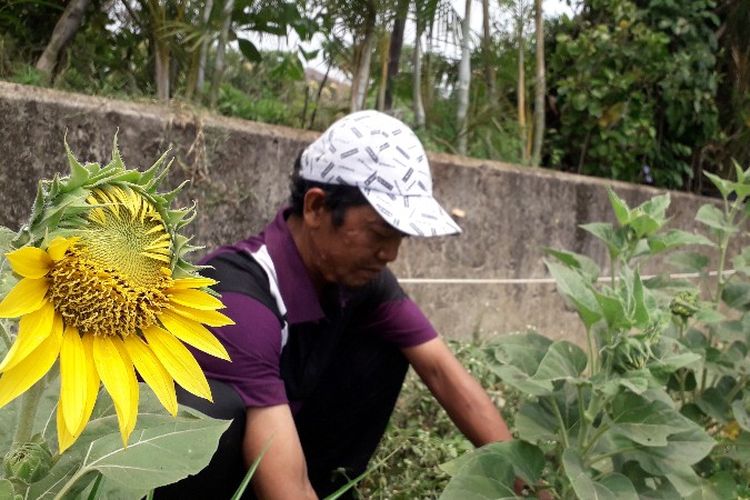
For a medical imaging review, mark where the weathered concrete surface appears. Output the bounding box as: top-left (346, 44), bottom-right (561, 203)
top-left (0, 82), bottom-right (724, 344)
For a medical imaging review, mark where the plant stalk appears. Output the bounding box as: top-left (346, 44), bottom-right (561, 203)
top-left (576, 385), bottom-right (588, 449)
top-left (581, 423), bottom-right (610, 458)
top-left (550, 397), bottom-right (570, 448)
top-left (12, 378), bottom-right (47, 447)
top-left (725, 375), bottom-right (748, 404)
top-left (585, 326), bottom-right (597, 376)
top-left (677, 369), bottom-right (688, 406)
top-left (0, 320), bottom-right (11, 350)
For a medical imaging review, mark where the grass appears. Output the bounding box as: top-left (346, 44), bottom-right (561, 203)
top-left (357, 338), bottom-right (519, 499)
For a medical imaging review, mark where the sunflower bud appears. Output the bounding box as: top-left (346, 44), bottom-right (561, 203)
top-left (670, 291), bottom-right (699, 319)
top-left (3, 441), bottom-right (53, 484)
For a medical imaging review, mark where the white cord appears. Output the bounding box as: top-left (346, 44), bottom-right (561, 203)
top-left (397, 270), bottom-right (735, 285)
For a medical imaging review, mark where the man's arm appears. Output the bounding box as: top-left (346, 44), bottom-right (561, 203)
top-left (243, 404), bottom-right (318, 500)
top-left (402, 337), bottom-right (512, 445)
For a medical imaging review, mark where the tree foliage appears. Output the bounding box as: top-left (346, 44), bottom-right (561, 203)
top-left (0, 0), bottom-right (747, 189)
top-left (547, 0), bottom-right (720, 189)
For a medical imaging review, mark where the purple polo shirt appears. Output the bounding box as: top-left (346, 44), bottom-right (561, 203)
top-left (191, 208), bottom-right (438, 411)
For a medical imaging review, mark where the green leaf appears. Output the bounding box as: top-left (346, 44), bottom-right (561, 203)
top-left (650, 337), bottom-right (702, 375)
top-left (543, 247), bottom-right (600, 281)
top-left (64, 139), bottom-right (90, 191)
top-left (648, 230), bottom-right (714, 253)
top-left (637, 193), bottom-right (670, 222)
top-left (29, 388), bottom-right (230, 499)
top-left (0, 226), bottom-right (16, 253)
top-left (703, 171), bottom-right (733, 200)
top-left (695, 388), bottom-right (731, 422)
top-left (695, 306), bottom-right (725, 324)
top-left (722, 282), bottom-right (750, 310)
top-left (562, 449), bottom-right (638, 500)
top-left (439, 441), bottom-right (544, 500)
top-left (726, 432), bottom-right (750, 466)
top-left (580, 222), bottom-right (623, 258)
top-left (732, 400), bottom-right (750, 432)
top-left (667, 251), bottom-right (710, 273)
top-left (490, 364), bottom-right (553, 396)
top-left (610, 393), bottom-right (695, 447)
top-left (608, 187), bottom-right (631, 225)
top-left (595, 290), bottom-right (630, 330)
top-left (612, 426), bottom-right (714, 497)
top-left (0, 479), bottom-right (14, 500)
top-left (515, 402), bottom-right (558, 443)
top-left (487, 332), bottom-right (552, 375)
top-left (623, 425), bottom-right (715, 467)
top-left (533, 341), bottom-right (588, 382)
top-left (696, 204), bottom-right (735, 233)
top-left (713, 319), bottom-right (748, 343)
top-left (631, 270), bottom-right (650, 327)
top-left (237, 38), bottom-right (262, 62)
top-left (629, 212), bottom-right (662, 239)
top-left (600, 370), bottom-right (652, 396)
top-left (546, 260), bottom-right (602, 329)
top-left (732, 247), bottom-right (750, 276)
top-left (684, 471), bottom-right (736, 500)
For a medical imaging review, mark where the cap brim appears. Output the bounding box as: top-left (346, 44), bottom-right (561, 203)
top-left (361, 189), bottom-right (462, 237)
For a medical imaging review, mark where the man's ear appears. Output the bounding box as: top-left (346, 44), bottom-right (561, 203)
top-left (302, 188), bottom-right (329, 229)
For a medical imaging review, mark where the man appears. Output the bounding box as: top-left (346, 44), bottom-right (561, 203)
top-left (157, 110), bottom-right (512, 499)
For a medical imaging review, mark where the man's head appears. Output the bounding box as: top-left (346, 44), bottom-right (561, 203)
top-left (289, 111), bottom-right (460, 287)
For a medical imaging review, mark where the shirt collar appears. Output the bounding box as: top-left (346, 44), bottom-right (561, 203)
top-left (263, 207), bottom-right (325, 324)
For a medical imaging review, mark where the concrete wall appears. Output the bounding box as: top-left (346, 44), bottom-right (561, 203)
top-left (0, 82), bottom-right (720, 345)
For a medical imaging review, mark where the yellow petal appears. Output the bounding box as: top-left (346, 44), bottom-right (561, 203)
top-left (0, 302), bottom-right (56, 372)
top-left (123, 335), bottom-right (178, 416)
top-left (47, 237), bottom-right (77, 262)
top-left (168, 277), bottom-right (218, 290)
top-left (0, 317), bottom-right (63, 407)
top-left (0, 278), bottom-right (48, 318)
top-left (5, 247), bottom-right (52, 279)
top-left (124, 351), bottom-right (139, 442)
top-left (56, 334), bottom-right (99, 456)
top-left (168, 288), bottom-right (225, 310)
top-left (56, 402), bottom-right (76, 454)
top-left (169, 303), bottom-right (235, 327)
top-left (142, 325), bottom-right (212, 402)
top-left (64, 334), bottom-right (101, 443)
top-left (93, 336), bottom-right (138, 447)
top-left (80, 334), bottom-right (101, 419)
top-left (59, 326), bottom-right (88, 435)
top-left (159, 310), bottom-right (230, 361)
top-left (142, 252), bottom-right (171, 263)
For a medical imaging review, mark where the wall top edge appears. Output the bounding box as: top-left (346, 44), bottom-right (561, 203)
top-left (1, 81), bottom-right (714, 204)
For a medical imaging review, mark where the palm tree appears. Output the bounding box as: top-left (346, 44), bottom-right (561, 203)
top-left (455, 0), bottom-right (472, 155)
top-left (531, 0), bottom-right (545, 166)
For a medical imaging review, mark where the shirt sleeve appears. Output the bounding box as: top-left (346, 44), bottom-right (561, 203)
top-left (189, 292), bottom-right (289, 408)
top-left (365, 297), bottom-right (439, 348)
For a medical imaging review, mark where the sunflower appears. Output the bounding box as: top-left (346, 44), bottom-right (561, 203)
top-left (0, 139), bottom-right (233, 452)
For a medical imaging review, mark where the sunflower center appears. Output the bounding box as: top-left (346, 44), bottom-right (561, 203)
top-left (46, 186), bottom-right (174, 337)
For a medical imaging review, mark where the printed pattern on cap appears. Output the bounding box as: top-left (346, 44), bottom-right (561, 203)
top-left (300, 110), bottom-right (461, 237)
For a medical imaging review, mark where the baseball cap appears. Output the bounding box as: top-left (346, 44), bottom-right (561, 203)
top-left (299, 110), bottom-right (462, 237)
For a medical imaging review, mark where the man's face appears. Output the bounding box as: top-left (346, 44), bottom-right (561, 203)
top-left (310, 203), bottom-right (405, 288)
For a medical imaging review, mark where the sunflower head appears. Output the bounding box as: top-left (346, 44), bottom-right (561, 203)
top-left (15, 136), bottom-right (200, 277)
top-left (0, 137), bottom-right (233, 452)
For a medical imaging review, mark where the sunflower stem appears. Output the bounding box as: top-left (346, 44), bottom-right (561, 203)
top-left (0, 320), bottom-right (11, 350)
top-left (12, 378), bottom-right (47, 447)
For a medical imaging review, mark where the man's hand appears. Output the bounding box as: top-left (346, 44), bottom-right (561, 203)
top-left (243, 404), bottom-right (318, 500)
top-left (402, 338), bottom-right (512, 445)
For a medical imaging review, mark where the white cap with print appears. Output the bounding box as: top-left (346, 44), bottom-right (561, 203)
top-left (299, 110), bottom-right (462, 237)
